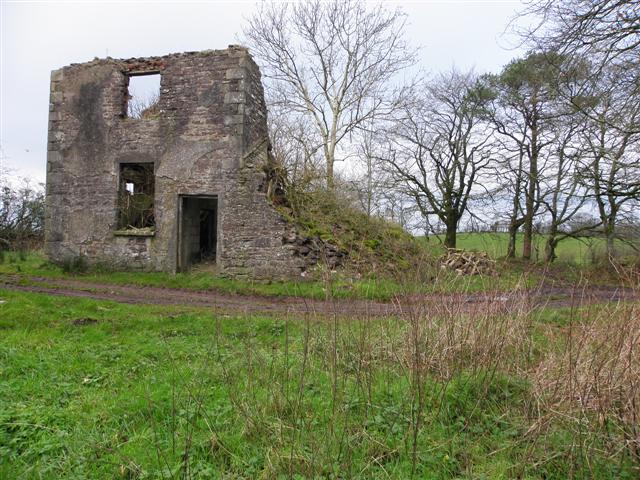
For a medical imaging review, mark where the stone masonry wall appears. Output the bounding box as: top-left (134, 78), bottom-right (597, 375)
top-left (45, 47), bottom-right (308, 279)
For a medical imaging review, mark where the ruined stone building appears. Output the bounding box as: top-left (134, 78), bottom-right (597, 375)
top-left (45, 47), bottom-right (307, 278)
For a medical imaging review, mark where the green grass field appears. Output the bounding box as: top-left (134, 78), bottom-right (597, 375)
top-left (1, 288), bottom-right (639, 478)
top-left (424, 232), bottom-right (636, 265)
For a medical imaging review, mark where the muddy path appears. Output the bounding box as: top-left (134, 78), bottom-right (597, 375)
top-left (0, 274), bottom-right (636, 318)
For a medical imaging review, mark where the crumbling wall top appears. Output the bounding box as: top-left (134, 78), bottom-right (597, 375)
top-left (54, 45), bottom-right (252, 75)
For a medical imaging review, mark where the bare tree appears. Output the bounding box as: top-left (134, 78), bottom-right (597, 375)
top-left (383, 71), bottom-right (495, 249)
top-left (486, 93), bottom-right (529, 259)
top-left (127, 91), bottom-right (160, 119)
top-left (488, 52), bottom-right (563, 260)
top-left (349, 122), bottom-right (393, 218)
top-left (522, 0), bottom-right (640, 65)
top-left (539, 112), bottom-right (595, 262)
top-left (519, 0), bottom-right (640, 135)
top-left (514, 2), bottom-right (640, 260)
top-left (579, 71), bottom-right (640, 258)
top-left (377, 187), bottom-right (418, 231)
top-left (242, 0), bottom-right (416, 189)
top-left (268, 107), bottom-right (323, 191)
top-left (490, 54), bottom-right (600, 263)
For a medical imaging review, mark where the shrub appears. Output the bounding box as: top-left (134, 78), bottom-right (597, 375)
top-left (0, 179), bottom-right (45, 251)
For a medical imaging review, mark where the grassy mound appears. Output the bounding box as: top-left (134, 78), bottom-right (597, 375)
top-left (280, 188), bottom-right (432, 278)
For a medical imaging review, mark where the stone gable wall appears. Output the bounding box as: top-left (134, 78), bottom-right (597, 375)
top-left (45, 47), bottom-right (307, 279)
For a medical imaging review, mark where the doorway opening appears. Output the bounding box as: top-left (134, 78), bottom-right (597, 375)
top-left (179, 195), bottom-right (218, 270)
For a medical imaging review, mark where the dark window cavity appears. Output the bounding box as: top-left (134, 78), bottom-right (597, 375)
top-left (118, 163), bottom-right (155, 230)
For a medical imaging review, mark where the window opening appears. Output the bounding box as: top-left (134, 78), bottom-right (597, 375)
top-left (126, 73), bottom-right (161, 119)
top-left (118, 163), bottom-right (155, 231)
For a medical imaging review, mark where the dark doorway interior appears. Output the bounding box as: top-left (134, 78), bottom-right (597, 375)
top-left (180, 196), bottom-right (218, 270)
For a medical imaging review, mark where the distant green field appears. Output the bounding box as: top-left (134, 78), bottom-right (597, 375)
top-left (422, 232), bottom-right (636, 265)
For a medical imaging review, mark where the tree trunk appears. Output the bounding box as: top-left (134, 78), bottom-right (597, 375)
top-left (507, 180), bottom-right (522, 259)
top-left (604, 221), bottom-right (615, 261)
top-left (507, 223), bottom-right (518, 258)
top-left (544, 233), bottom-right (558, 263)
top-left (444, 218), bottom-right (457, 249)
top-left (523, 123), bottom-right (539, 261)
top-left (523, 215), bottom-right (533, 260)
top-left (507, 215), bottom-right (525, 259)
top-left (326, 158), bottom-right (334, 190)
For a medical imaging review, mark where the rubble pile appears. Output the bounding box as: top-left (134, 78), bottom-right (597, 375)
top-left (440, 248), bottom-right (497, 276)
top-left (282, 231), bottom-right (346, 269)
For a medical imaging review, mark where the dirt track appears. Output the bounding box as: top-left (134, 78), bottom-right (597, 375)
top-left (0, 274), bottom-right (636, 318)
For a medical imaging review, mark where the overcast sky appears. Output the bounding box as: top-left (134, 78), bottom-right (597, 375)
top-left (1, 0), bottom-right (526, 183)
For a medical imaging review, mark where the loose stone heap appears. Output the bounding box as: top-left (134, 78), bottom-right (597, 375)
top-left (282, 231), bottom-right (346, 270)
top-left (440, 249), bottom-right (497, 276)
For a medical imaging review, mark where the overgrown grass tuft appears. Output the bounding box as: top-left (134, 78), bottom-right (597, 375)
top-left (1, 287), bottom-right (638, 478)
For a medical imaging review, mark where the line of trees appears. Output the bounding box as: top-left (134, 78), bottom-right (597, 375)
top-left (243, 0), bottom-right (640, 262)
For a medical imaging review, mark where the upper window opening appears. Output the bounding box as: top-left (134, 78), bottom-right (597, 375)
top-left (118, 163), bottom-right (155, 231)
top-left (127, 73), bottom-right (161, 119)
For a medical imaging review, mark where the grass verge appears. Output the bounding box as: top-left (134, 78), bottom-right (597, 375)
top-left (0, 251), bottom-right (540, 301)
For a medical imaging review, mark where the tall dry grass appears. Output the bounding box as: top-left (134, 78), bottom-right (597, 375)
top-left (534, 301), bottom-right (640, 467)
top-left (140, 276), bottom-right (639, 478)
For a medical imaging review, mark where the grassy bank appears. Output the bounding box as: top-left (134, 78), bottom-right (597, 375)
top-left (1, 288), bottom-right (638, 478)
